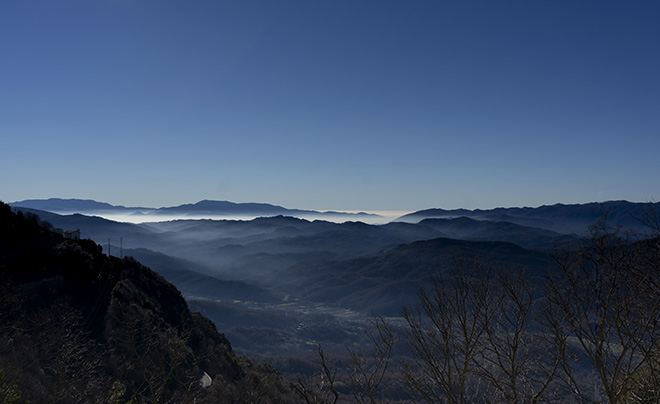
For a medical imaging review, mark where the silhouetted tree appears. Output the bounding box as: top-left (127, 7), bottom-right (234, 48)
top-left (475, 266), bottom-right (562, 403)
top-left (346, 316), bottom-right (394, 404)
top-left (292, 345), bottom-right (340, 404)
top-left (292, 317), bottom-right (394, 404)
top-left (402, 258), bottom-right (494, 404)
top-left (547, 220), bottom-right (660, 403)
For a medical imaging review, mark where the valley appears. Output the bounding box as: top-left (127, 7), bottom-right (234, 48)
top-left (7, 198), bottom-right (660, 402)
top-left (12, 200), bottom-right (656, 350)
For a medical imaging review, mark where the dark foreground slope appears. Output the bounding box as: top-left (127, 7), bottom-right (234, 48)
top-left (0, 203), bottom-right (300, 403)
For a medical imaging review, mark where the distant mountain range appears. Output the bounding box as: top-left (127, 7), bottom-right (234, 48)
top-left (12, 198), bottom-right (146, 212)
top-left (10, 198), bottom-right (379, 219)
top-left (12, 199), bottom-right (656, 235)
top-left (397, 200), bottom-right (659, 235)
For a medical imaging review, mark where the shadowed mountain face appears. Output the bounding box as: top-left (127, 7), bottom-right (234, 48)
top-left (417, 217), bottom-right (578, 250)
top-left (273, 237), bottom-right (554, 315)
top-left (0, 203), bottom-right (300, 403)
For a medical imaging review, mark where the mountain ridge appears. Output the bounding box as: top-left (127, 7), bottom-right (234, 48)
top-left (11, 197), bottom-right (150, 211)
top-left (11, 198), bottom-right (380, 219)
top-left (398, 200), bottom-right (658, 235)
top-left (274, 236), bottom-right (555, 315)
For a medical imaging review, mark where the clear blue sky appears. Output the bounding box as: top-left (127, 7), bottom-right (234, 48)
top-left (1, 0), bottom-right (658, 211)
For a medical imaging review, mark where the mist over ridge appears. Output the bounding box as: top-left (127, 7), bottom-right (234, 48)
top-left (11, 197), bottom-right (659, 230)
top-left (11, 197), bottom-right (393, 224)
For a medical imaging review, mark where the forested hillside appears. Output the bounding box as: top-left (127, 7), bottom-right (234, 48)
top-left (0, 202), bottom-right (300, 403)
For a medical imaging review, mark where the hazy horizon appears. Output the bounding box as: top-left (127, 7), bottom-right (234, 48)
top-left (7, 196), bottom-right (410, 224)
top-left (71, 211), bottom-right (411, 226)
top-left (9, 196), bottom-right (659, 227)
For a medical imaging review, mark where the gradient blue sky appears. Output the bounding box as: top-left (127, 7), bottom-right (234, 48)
top-left (1, 1), bottom-right (659, 211)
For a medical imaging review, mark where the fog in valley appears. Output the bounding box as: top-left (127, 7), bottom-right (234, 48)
top-left (6, 198), bottom-right (660, 402)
